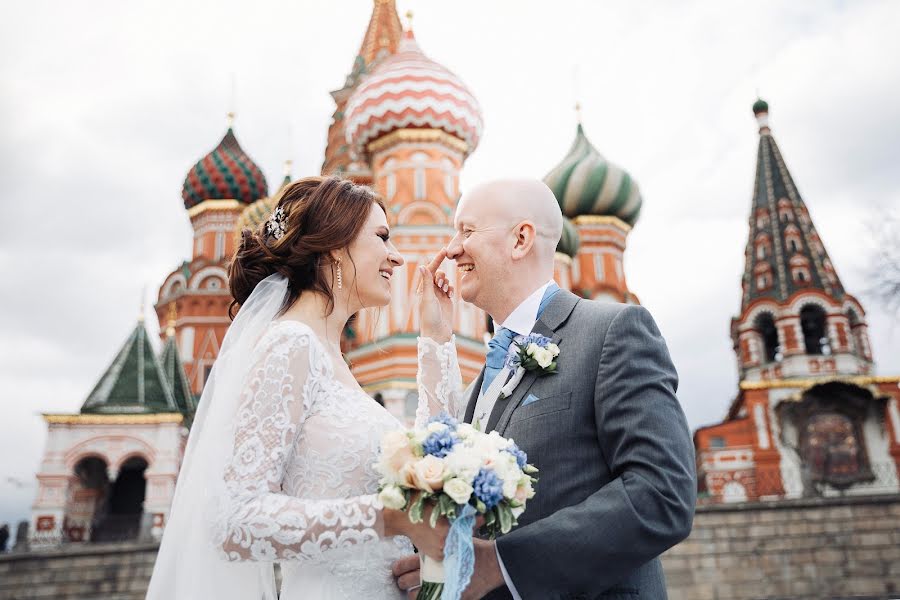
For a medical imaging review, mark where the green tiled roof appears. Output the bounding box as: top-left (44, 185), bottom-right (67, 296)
top-left (160, 335), bottom-right (196, 422)
top-left (81, 320), bottom-right (179, 415)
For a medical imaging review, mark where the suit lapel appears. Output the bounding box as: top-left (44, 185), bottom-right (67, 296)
top-left (463, 367), bottom-right (486, 424)
top-left (487, 321), bottom-right (558, 433)
top-left (489, 290), bottom-right (581, 434)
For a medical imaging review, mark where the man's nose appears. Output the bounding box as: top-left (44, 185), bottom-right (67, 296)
top-left (446, 233), bottom-right (463, 259)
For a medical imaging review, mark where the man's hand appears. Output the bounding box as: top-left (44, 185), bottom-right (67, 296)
top-left (461, 539), bottom-right (506, 600)
top-left (415, 248), bottom-right (454, 343)
top-left (392, 539), bottom-right (504, 600)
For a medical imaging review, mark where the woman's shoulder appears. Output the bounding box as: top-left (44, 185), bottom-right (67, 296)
top-left (253, 319), bottom-right (325, 361)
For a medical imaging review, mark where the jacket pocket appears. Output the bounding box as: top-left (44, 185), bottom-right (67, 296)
top-left (509, 391), bottom-right (572, 423)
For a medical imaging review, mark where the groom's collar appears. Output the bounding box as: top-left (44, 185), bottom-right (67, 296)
top-left (496, 279), bottom-right (556, 335)
top-left (533, 287), bottom-right (579, 333)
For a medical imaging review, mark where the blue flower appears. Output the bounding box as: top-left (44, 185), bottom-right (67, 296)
top-left (422, 428), bottom-right (458, 458)
top-left (473, 468), bottom-right (504, 510)
top-left (522, 333), bottom-right (551, 347)
top-left (428, 412), bottom-right (459, 429)
top-left (504, 443), bottom-right (528, 470)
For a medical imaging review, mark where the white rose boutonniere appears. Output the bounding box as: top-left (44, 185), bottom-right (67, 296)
top-left (498, 334), bottom-right (561, 399)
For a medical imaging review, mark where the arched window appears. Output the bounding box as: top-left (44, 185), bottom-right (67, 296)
top-left (722, 481), bottom-right (747, 503)
top-left (754, 313), bottom-right (780, 363)
top-left (800, 304), bottom-right (828, 355)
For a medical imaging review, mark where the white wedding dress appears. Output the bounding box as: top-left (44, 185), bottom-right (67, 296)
top-left (147, 273), bottom-right (466, 600)
top-left (212, 320), bottom-right (463, 599)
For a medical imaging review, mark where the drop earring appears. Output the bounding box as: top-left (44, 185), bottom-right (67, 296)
top-left (335, 258), bottom-right (343, 290)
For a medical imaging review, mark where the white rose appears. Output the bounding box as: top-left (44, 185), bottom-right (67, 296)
top-left (456, 423), bottom-right (476, 440)
top-left (526, 342), bottom-right (540, 356)
top-left (443, 478), bottom-right (474, 505)
top-left (426, 422), bottom-right (448, 434)
top-left (444, 447), bottom-right (481, 482)
top-left (502, 474), bottom-right (518, 500)
top-left (534, 348), bottom-right (553, 368)
top-left (546, 343), bottom-right (560, 357)
top-left (378, 485), bottom-right (407, 510)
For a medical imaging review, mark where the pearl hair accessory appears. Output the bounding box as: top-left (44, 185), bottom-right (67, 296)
top-left (266, 206), bottom-right (287, 241)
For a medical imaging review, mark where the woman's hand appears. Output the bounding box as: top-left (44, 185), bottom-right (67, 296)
top-left (416, 249), bottom-right (454, 343)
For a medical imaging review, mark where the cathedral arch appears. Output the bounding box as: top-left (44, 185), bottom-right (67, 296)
top-left (753, 312), bottom-right (780, 363)
top-left (799, 303), bottom-right (829, 355)
top-left (190, 266), bottom-right (228, 291)
top-left (397, 201), bottom-right (446, 225)
top-left (160, 273), bottom-right (187, 301)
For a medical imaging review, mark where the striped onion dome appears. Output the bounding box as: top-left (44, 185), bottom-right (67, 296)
top-left (556, 217), bottom-right (580, 258)
top-left (234, 196), bottom-right (276, 237)
top-left (344, 29), bottom-right (483, 155)
top-left (543, 123), bottom-right (642, 225)
top-left (182, 127), bottom-right (269, 209)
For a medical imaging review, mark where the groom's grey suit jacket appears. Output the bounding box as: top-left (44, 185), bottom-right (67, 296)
top-left (465, 290), bottom-right (696, 600)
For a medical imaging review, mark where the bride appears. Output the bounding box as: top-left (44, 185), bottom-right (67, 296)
top-left (147, 176), bottom-right (457, 599)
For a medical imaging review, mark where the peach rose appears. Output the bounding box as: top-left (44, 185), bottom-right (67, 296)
top-left (382, 430), bottom-right (416, 473)
top-left (402, 455), bottom-right (445, 492)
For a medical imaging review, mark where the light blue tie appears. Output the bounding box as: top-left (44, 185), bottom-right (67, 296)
top-left (480, 327), bottom-right (517, 397)
top-left (480, 283), bottom-right (560, 397)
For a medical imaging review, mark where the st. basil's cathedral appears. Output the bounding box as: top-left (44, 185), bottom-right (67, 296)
top-left (25, 0), bottom-right (899, 549)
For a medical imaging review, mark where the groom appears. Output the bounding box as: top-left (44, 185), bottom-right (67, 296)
top-left (393, 179), bottom-right (696, 599)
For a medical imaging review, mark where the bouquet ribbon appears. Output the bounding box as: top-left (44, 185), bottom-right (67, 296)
top-left (441, 503), bottom-right (477, 600)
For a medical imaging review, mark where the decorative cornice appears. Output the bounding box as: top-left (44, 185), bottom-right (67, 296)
top-left (739, 376), bottom-right (900, 390)
top-left (43, 414), bottom-right (184, 425)
top-left (368, 128), bottom-right (469, 156)
top-left (572, 215), bottom-right (633, 232)
top-left (361, 380), bottom-right (418, 394)
top-left (187, 199), bottom-right (245, 219)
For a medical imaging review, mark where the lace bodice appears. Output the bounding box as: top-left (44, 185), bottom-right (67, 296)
top-left (217, 321), bottom-right (407, 565)
top-left (214, 322), bottom-right (464, 599)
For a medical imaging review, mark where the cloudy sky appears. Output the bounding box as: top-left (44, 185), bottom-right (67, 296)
top-left (1, 0), bottom-right (898, 527)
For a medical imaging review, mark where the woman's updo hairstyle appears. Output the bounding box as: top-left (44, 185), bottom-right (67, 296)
top-left (228, 175), bottom-right (385, 318)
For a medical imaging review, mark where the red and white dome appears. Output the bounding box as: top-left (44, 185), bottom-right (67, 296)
top-left (344, 30), bottom-right (483, 155)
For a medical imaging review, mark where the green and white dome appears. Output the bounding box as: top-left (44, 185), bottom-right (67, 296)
top-left (543, 123), bottom-right (642, 226)
top-left (556, 217), bottom-right (581, 258)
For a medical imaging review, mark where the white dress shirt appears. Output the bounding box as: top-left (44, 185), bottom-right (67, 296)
top-left (490, 279), bottom-right (555, 600)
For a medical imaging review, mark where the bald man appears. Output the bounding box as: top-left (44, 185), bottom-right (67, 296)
top-left (394, 179), bottom-right (696, 599)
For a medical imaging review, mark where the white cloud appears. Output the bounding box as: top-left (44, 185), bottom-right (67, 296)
top-left (1, 0), bottom-right (898, 527)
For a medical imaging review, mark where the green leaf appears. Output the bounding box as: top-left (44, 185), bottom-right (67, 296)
top-left (476, 499), bottom-right (487, 513)
top-left (429, 501), bottom-right (441, 528)
top-left (498, 504), bottom-right (513, 534)
top-left (409, 495), bottom-right (427, 524)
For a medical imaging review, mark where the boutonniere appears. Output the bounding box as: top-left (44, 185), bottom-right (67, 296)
top-left (499, 334), bottom-right (560, 399)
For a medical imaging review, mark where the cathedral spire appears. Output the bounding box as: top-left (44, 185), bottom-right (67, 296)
top-left (732, 98), bottom-right (872, 383)
top-left (740, 98), bottom-right (845, 313)
top-left (358, 0), bottom-right (403, 67)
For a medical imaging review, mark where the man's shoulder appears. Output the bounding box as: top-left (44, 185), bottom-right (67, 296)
top-left (568, 296), bottom-right (632, 325)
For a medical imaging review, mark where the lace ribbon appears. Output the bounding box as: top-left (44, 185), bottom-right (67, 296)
top-left (442, 503), bottom-right (477, 600)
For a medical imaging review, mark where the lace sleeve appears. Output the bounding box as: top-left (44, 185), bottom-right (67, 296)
top-left (415, 335), bottom-right (464, 427)
top-left (217, 328), bottom-right (383, 562)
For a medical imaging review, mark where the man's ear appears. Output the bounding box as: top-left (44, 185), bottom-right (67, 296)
top-left (511, 221), bottom-right (537, 260)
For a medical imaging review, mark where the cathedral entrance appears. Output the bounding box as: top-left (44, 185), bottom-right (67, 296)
top-left (91, 456), bottom-right (148, 542)
top-left (63, 456), bottom-right (109, 542)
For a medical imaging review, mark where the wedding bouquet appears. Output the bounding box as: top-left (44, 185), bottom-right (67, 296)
top-left (375, 413), bottom-right (538, 600)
